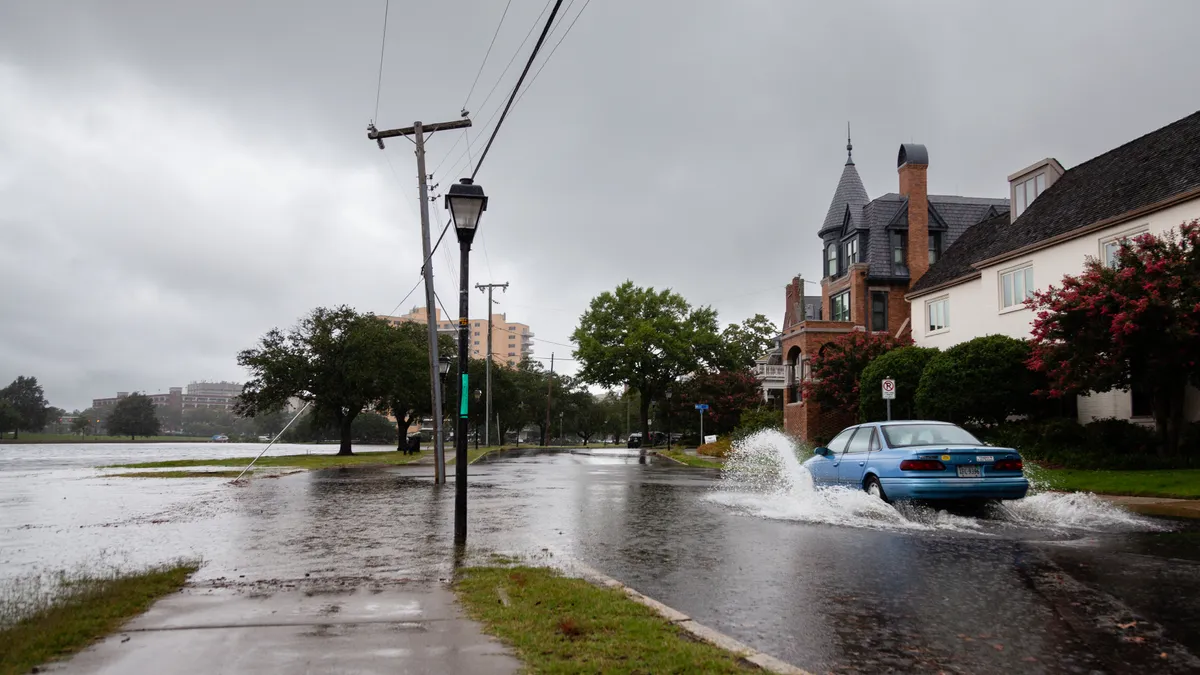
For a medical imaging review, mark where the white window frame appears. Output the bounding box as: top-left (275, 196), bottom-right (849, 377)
top-left (998, 263), bottom-right (1035, 313)
top-left (831, 290), bottom-right (851, 322)
top-left (926, 296), bottom-right (949, 335)
top-left (1100, 224), bottom-right (1149, 269)
top-left (844, 236), bottom-right (858, 264)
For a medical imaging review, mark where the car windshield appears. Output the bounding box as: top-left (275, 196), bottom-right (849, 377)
top-left (881, 424), bottom-right (983, 448)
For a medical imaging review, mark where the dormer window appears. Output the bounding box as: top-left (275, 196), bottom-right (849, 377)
top-left (1013, 173), bottom-right (1047, 217)
top-left (844, 237), bottom-right (858, 264)
top-left (826, 242), bottom-right (839, 277)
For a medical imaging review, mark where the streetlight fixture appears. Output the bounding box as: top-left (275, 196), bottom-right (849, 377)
top-left (447, 177), bottom-right (488, 548)
top-left (665, 388), bottom-right (673, 451)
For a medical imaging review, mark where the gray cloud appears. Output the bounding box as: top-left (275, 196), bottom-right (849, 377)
top-left (2, 0), bottom-right (1200, 409)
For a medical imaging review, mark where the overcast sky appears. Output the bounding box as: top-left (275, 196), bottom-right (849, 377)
top-left (3, 1), bottom-right (1200, 411)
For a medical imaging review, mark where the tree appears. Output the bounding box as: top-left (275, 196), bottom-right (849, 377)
top-left (675, 369), bottom-right (764, 436)
top-left (915, 335), bottom-right (1039, 426)
top-left (802, 331), bottom-right (910, 416)
top-left (718, 314), bottom-right (779, 370)
top-left (71, 413), bottom-right (91, 435)
top-left (237, 306), bottom-right (397, 455)
top-left (0, 375), bottom-right (50, 439)
top-left (0, 400), bottom-right (21, 439)
top-left (572, 282), bottom-right (722, 444)
top-left (859, 346), bottom-right (940, 422)
top-left (181, 408), bottom-right (237, 437)
top-left (352, 412), bottom-right (397, 445)
top-left (106, 393), bottom-right (162, 440)
top-left (76, 407), bottom-right (105, 436)
top-left (1028, 222), bottom-right (1200, 454)
top-left (380, 323), bottom-right (454, 450)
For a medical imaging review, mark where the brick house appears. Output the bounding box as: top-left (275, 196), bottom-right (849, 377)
top-left (780, 138), bottom-right (1008, 441)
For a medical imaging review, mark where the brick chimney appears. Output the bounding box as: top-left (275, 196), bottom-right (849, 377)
top-left (783, 276), bottom-right (803, 329)
top-left (897, 144), bottom-right (929, 285)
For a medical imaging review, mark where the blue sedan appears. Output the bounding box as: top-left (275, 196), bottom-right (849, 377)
top-left (803, 421), bottom-right (1029, 502)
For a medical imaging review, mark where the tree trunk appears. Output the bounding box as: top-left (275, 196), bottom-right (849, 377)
top-left (396, 417), bottom-right (406, 451)
top-left (639, 391), bottom-right (651, 447)
top-left (1153, 378), bottom-right (1187, 457)
top-left (338, 414), bottom-right (354, 455)
top-left (12, 428), bottom-right (17, 440)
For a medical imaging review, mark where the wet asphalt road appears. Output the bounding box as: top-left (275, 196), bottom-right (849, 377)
top-left (3, 444), bottom-right (1199, 673)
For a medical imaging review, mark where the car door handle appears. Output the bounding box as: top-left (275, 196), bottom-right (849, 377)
top-left (858, 461), bottom-right (865, 466)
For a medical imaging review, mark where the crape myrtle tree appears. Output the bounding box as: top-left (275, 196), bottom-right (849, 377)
top-left (802, 331), bottom-right (911, 417)
top-left (572, 282), bottom-right (723, 446)
top-left (237, 306), bottom-right (398, 455)
top-left (1027, 222), bottom-right (1200, 456)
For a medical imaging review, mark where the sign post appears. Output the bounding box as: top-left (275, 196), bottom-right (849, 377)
top-left (695, 403), bottom-right (709, 444)
top-left (881, 377), bottom-right (896, 421)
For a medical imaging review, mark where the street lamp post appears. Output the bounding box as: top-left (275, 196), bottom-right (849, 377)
top-left (438, 357), bottom-right (451, 451)
top-left (665, 388), bottom-right (673, 451)
top-left (473, 389), bottom-right (482, 450)
top-left (559, 411), bottom-right (564, 444)
top-left (446, 177), bottom-right (488, 548)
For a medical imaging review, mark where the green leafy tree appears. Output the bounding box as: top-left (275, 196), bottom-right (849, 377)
top-left (382, 323), bottom-right (454, 450)
top-left (802, 332), bottom-right (911, 416)
top-left (572, 282), bottom-right (721, 444)
top-left (106, 393), bottom-right (162, 440)
top-left (71, 413), bottom-right (91, 435)
top-left (237, 306), bottom-right (396, 455)
top-left (1028, 222), bottom-right (1200, 454)
top-left (0, 400), bottom-right (21, 438)
top-left (859, 346), bottom-right (940, 422)
top-left (718, 314), bottom-right (779, 370)
top-left (181, 408), bottom-right (237, 437)
top-left (352, 412), bottom-right (398, 445)
top-left (76, 407), bottom-right (105, 436)
top-left (916, 335), bottom-right (1040, 426)
top-left (0, 375), bottom-right (50, 439)
top-left (734, 406), bottom-right (784, 437)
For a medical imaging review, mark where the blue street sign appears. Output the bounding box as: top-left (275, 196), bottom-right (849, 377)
top-left (695, 404), bottom-right (709, 410)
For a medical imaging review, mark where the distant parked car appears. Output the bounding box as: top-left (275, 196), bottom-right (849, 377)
top-left (803, 421), bottom-right (1028, 502)
top-left (626, 433), bottom-right (642, 448)
top-left (210, 434), bottom-right (229, 443)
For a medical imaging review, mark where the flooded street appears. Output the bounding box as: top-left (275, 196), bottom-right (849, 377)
top-left (3, 441), bottom-right (1199, 673)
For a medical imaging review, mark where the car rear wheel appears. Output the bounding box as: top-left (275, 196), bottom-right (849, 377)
top-left (864, 475), bottom-right (889, 503)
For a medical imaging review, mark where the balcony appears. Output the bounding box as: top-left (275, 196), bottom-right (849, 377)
top-left (753, 364), bottom-right (787, 383)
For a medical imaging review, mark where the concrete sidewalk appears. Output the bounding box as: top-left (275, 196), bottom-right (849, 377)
top-left (49, 582), bottom-right (519, 675)
top-left (1098, 494), bottom-right (1200, 519)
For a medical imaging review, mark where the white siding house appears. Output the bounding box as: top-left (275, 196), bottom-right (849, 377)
top-left (906, 110), bottom-right (1200, 424)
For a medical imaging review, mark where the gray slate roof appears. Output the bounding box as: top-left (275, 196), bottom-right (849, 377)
top-left (819, 161), bottom-right (869, 237)
top-left (911, 109), bottom-right (1200, 293)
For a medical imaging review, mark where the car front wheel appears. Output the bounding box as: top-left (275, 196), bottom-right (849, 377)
top-left (864, 475), bottom-right (889, 503)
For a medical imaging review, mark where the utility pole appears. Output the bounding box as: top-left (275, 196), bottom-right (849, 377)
top-left (367, 117), bottom-right (472, 484)
top-left (475, 282), bottom-right (508, 447)
top-left (545, 352), bottom-right (554, 446)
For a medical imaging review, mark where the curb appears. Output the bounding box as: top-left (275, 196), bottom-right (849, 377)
top-left (571, 562), bottom-right (812, 675)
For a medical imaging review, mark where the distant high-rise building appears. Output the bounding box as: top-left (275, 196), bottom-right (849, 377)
top-left (376, 307), bottom-right (534, 366)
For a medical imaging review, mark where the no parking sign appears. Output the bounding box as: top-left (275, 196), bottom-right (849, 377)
top-left (881, 378), bottom-right (896, 400)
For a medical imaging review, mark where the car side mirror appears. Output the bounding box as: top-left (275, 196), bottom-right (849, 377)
top-left (814, 447), bottom-right (831, 457)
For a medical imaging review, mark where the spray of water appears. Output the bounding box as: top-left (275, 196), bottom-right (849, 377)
top-left (707, 429), bottom-right (1165, 534)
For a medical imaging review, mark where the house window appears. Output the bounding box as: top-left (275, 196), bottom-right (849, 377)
top-left (831, 290), bottom-right (851, 322)
top-left (826, 242), bottom-right (838, 277)
top-left (1101, 227), bottom-right (1148, 268)
top-left (928, 232), bottom-right (942, 265)
top-left (1000, 265), bottom-right (1034, 310)
top-left (844, 237), bottom-right (858, 265)
top-left (891, 231), bottom-right (908, 275)
top-left (927, 297), bottom-right (949, 333)
top-left (871, 291), bottom-right (888, 332)
top-left (1013, 173), bottom-right (1046, 217)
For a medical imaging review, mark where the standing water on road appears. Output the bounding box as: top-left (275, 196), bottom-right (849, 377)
top-left (707, 430), bottom-right (1164, 534)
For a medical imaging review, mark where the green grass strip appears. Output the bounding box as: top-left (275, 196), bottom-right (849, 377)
top-left (0, 562), bottom-right (198, 675)
top-left (108, 470), bottom-right (246, 479)
top-left (1034, 467), bottom-right (1200, 499)
top-left (455, 566), bottom-right (751, 674)
top-left (107, 449), bottom-right (429, 470)
top-left (659, 450), bottom-right (724, 469)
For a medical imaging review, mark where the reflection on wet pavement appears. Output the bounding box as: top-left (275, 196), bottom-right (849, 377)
top-left (2, 443), bottom-right (1199, 673)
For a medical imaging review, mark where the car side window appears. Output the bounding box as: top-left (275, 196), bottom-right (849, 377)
top-left (826, 429), bottom-right (854, 455)
top-left (845, 427), bottom-right (873, 454)
top-left (867, 429), bottom-right (881, 452)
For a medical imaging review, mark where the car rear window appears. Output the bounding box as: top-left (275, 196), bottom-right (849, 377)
top-left (881, 424), bottom-right (983, 448)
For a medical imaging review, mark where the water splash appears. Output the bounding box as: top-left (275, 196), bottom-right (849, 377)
top-left (707, 429), bottom-right (1166, 534)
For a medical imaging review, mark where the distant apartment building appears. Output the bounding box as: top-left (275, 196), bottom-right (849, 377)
top-left (92, 381), bottom-right (242, 412)
top-left (377, 307), bottom-right (534, 366)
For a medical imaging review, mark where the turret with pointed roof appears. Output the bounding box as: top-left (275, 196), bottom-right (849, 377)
top-left (817, 129), bottom-right (869, 238)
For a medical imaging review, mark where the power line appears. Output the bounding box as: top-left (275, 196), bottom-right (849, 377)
top-left (531, 336), bottom-right (575, 348)
top-left (371, 0), bottom-right (390, 123)
top-left (513, 0), bottom-right (591, 107)
top-left (386, 277), bottom-right (423, 318)
top-left (471, 0), bottom-right (565, 180)
top-left (462, 0), bottom-right (513, 112)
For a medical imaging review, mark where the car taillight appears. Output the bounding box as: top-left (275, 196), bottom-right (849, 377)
top-left (993, 459), bottom-right (1024, 471)
top-left (899, 459), bottom-right (945, 471)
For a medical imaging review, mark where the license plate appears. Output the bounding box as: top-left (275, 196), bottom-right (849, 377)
top-left (957, 465), bottom-right (982, 478)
